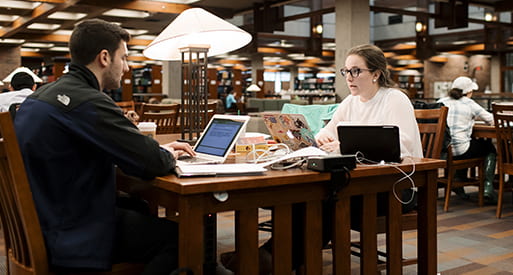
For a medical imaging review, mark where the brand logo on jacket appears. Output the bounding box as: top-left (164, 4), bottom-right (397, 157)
top-left (57, 94), bottom-right (70, 106)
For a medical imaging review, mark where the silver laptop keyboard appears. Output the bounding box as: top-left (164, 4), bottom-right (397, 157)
top-left (177, 155), bottom-right (212, 164)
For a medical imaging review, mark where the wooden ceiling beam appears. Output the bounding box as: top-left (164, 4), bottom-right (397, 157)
top-left (0, 0), bottom-right (80, 37)
top-left (82, 0), bottom-right (190, 14)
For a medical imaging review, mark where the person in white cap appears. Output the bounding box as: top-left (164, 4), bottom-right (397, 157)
top-left (437, 76), bottom-right (497, 203)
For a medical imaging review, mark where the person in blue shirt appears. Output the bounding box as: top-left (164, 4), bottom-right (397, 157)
top-left (225, 88), bottom-right (237, 111)
top-left (437, 76), bottom-right (497, 203)
top-left (14, 19), bottom-right (194, 275)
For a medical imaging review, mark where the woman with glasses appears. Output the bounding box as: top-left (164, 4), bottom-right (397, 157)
top-left (316, 44), bottom-right (423, 159)
top-left (315, 44), bottom-right (423, 245)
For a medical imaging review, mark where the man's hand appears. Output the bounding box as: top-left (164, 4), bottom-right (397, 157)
top-left (161, 142), bottom-right (195, 159)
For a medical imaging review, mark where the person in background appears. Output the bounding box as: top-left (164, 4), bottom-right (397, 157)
top-left (225, 88), bottom-right (237, 111)
top-left (14, 19), bottom-right (195, 275)
top-left (0, 71), bottom-right (37, 112)
top-left (437, 76), bottom-right (497, 203)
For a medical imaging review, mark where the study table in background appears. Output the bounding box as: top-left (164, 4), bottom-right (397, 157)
top-left (116, 134), bottom-right (445, 275)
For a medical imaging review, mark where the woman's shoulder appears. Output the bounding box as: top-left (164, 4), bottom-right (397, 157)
top-left (382, 87), bottom-right (410, 100)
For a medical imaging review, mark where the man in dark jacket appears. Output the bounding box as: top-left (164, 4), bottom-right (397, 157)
top-left (14, 19), bottom-right (194, 275)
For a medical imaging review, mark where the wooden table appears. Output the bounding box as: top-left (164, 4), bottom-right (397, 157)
top-left (473, 124), bottom-right (495, 139)
top-left (116, 155), bottom-right (444, 275)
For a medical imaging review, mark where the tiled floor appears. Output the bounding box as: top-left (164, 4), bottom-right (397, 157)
top-left (1, 187), bottom-right (512, 275)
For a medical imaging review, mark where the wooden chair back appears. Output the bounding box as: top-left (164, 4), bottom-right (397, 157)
top-left (115, 101), bottom-right (135, 113)
top-left (492, 103), bottom-right (513, 218)
top-left (414, 106), bottom-right (449, 159)
top-left (139, 103), bottom-right (180, 135)
top-left (0, 111), bottom-right (49, 274)
top-left (0, 111), bottom-right (144, 275)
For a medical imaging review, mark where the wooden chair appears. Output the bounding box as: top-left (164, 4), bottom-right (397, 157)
top-left (115, 101), bottom-right (135, 113)
top-left (492, 103), bottom-right (513, 218)
top-left (0, 112), bottom-right (144, 275)
top-left (350, 106), bottom-right (448, 271)
top-left (437, 113), bottom-right (485, 212)
top-left (139, 103), bottom-right (180, 135)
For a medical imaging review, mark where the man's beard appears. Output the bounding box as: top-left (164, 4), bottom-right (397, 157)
top-left (103, 72), bottom-right (121, 90)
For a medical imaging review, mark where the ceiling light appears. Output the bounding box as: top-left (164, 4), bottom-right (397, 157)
top-left (103, 9), bottom-right (150, 18)
top-left (0, 15), bottom-right (18, 22)
top-left (485, 12), bottom-right (494, 22)
top-left (0, 1), bottom-right (40, 9)
top-left (130, 45), bottom-right (147, 50)
top-left (134, 35), bottom-right (157, 40)
top-left (313, 23), bottom-right (323, 35)
top-left (0, 38), bottom-right (25, 44)
top-left (23, 42), bottom-right (55, 48)
top-left (49, 46), bottom-right (69, 52)
top-left (48, 12), bottom-right (87, 20)
top-left (125, 29), bottom-right (149, 36)
top-left (415, 21), bottom-right (425, 33)
top-left (28, 23), bottom-right (61, 30)
top-left (21, 48), bottom-right (40, 52)
top-left (53, 30), bottom-right (73, 36)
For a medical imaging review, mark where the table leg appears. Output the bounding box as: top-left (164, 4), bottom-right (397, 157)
top-left (332, 196), bottom-right (351, 275)
top-left (386, 190), bottom-right (403, 274)
top-left (361, 194), bottom-right (377, 275)
top-left (178, 197), bottom-right (204, 274)
top-left (272, 204), bottom-right (292, 274)
top-left (417, 171), bottom-right (438, 275)
top-left (304, 200), bottom-right (323, 274)
top-left (235, 208), bottom-right (259, 275)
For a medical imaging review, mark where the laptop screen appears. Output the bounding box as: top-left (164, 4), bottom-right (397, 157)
top-left (337, 125), bottom-right (401, 163)
top-left (194, 118), bottom-right (245, 157)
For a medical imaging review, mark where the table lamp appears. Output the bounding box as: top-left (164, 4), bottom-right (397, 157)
top-left (143, 8), bottom-right (252, 142)
top-left (246, 84), bottom-right (261, 92)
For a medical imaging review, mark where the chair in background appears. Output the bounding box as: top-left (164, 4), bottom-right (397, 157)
top-left (492, 103), bottom-right (513, 218)
top-left (349, 106), bottom-right (448, 271)
top-left (0, 112), bottom-right (144, 275)
top-left (115, 100), bottom-right (135, 113)
top-left (437, 110), bottom-right (485, 211)
top-left (139, 103), bottom-right (180, 134)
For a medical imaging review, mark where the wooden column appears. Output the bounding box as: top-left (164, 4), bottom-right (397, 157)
top-left (207, 68), bottom-right (218, 99)
top-left (121, 67), bottom-right (133, 101)
top-left (151, 65), bottom-right (162, 94)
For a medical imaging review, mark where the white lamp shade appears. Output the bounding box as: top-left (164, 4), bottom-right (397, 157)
top-left (246, 84), bottom-right (261, 92)
top-left (143, 8), bottom-right (252, 61)
top-left (3, 67), bottom-right (43, 83)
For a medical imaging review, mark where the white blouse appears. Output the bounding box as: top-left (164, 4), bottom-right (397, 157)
top-left (316, 87), bottom-right (423, 158)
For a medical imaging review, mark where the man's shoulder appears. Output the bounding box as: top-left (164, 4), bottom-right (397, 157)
top-left (33, 79), bottom-right (106, 111)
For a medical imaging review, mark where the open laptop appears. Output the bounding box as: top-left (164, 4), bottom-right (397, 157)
top-left (337, 125), bottom-right (401, 163)
top-left (177, 114), bottom-right (250, 165)
top-left (262, 113), bottom-right (317, 151)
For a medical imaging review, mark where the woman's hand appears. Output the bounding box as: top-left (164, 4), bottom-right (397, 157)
top-left (316, 133), bottom-right (339, 152)
top-left (161, 142), bottom-right (195, 159)
top-left (318, 140), bottom-right (340, 152)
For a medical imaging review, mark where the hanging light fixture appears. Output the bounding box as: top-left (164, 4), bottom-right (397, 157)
top-left (143, 8), bottom-right (252, 141)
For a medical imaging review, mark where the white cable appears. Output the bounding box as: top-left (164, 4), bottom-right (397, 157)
top-left (245, 143), bottom-right (291, 164)
top-left (354, 152), bottom-right (417, 205)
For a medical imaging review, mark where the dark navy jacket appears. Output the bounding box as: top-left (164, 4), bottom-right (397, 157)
top-left (14, 63), bottom-right (175, 269)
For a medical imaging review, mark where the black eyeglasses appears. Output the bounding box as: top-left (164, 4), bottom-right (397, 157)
top-left (340, 67), bottom-right (373, 78)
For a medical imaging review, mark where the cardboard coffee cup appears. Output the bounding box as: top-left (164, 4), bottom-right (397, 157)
top-left (138, 122), bottom-right (157, 138)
